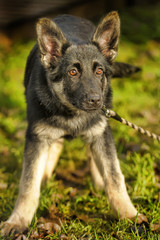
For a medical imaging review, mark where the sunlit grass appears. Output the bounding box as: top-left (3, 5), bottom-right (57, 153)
top-left (0, 6), bottom-right (160, 239)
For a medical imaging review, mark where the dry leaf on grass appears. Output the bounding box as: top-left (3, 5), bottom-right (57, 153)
top-left (77, 214), bottom-right (95, 223)
top-left (59, 233), bottom-right (69, 239)
top-left (136, 214), bottom-right (148, 224)
top-left (150, 219), bottom-right (160, 232)
top-left (38, 221), bottom-right (61, 234)
top-left (69, 187), bottom-right (78, 197)
top-left (15, 234), bottom-right (28, 240)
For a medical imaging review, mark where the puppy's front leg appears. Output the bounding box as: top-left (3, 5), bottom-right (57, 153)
top-left (1, 137), bottom-right (49, 236)
top-left (88, 148), bottom-right (104, 191)
top-left (87, 124), bottom-right (137, 219)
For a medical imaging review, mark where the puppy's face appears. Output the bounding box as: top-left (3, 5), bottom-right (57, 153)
top-left (48, 44), bottom-right (112, 112)
top-left (36, 12), bottom-right (120, 112)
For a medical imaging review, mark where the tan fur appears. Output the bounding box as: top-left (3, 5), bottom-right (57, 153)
top-left (106, 173), bottom-right (137, 219)
top-left (84, 116), bottom-right (107, 142)
top-left (34, 123), bottom-right (66, 141)
top-left (88, 148), bottom-right (104, 190)
top-left (86, 127), bottom-right (137, 219)
top-left (88, 143), bottom-right (137, 218)
top-left (1, 145), bottom-right (49, 235)
top-left (43, 139), bottom-right (64, 180)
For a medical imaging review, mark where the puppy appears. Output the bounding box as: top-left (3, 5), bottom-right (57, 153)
top-left (1, 12), bottom-right (139, 236)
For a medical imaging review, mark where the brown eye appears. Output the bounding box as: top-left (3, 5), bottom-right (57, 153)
top-left (69, 69), bottom-right (78, 76)
top-left (96, 67), bottom-right (103, 75)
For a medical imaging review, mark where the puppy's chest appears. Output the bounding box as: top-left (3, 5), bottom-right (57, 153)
top-left (51, 113), bottom-right (101, 136)
top-left (35, 112), bottom-right (106, 142)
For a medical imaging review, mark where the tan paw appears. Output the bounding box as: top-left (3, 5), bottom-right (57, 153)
top-left (1, 221), bottom-right (28, 237)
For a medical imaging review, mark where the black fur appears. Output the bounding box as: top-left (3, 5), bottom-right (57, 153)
top-left (1, 12), bottom-right (139, 237)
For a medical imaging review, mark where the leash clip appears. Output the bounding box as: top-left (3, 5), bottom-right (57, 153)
top-left (102, 106), bottom-right (111, 118)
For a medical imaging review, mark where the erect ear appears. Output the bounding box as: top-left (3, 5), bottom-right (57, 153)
top-left (36, 18), bottom-right (67, 69)
top-left (93, 11), bottom-right (120, 62)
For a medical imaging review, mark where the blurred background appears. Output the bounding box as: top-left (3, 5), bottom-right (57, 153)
top-left (0, 1), bottom-right (160, 239)
top-left (0, 0), bottom-right (160, 41)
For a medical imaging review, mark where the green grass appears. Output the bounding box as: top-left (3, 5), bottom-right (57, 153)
top-left (0, 5), bottom-right (160, 239)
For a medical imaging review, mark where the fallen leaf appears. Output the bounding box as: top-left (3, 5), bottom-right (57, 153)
top-left (52, 223), bottom-right (61, 233)
top-left (37, 207), bottom-right (62, 236)
top-left (51, 193), bottom-right (63, 202)
top-left (59, 234), bottom-right (68, 239)
top-left (48, 204), bottom-right (63, 222)
top-left (37, 217), bottom-right (46, 224)
top-left (29, 230), bottom-right (39, 239)
top-left (136, 214), bottom-right (148, 224)
top-left (49, 204), bottom-right (60, 215)
top-left (78, 214), bottom-right (95, 223)
top-left (38, 221), bottom-right (57, 235)
top-left (150, 223), bottom-right (160, 232)
top-left (15, 234), bottom-right (28, 240)
top-left (150, 219), bottom-right (160, 232)
top-left (69, 188), bottom-right (78, 197)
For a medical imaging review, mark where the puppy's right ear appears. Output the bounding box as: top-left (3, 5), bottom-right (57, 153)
top-left (36, 18), bottom-right (67, 69)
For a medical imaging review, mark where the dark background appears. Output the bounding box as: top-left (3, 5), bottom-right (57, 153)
top-left (0, 0), bottom-right (159, 40)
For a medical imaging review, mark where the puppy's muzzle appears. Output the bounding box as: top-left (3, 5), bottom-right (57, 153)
top-left (84, 93), bottom-right (102, 110)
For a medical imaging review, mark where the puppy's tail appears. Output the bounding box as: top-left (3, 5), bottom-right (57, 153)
top-left (112, 62), bottom-right (141, 78)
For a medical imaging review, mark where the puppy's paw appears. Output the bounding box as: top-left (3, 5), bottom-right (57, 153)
top-left (1, 220), bottom-right (28, 237)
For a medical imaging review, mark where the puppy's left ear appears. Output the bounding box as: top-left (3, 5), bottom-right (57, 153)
top-left (93, 11), bottom-right (120, 62)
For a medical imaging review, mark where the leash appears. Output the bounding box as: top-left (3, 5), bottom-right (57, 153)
top-left (102, 105), bottom-right (160, 142)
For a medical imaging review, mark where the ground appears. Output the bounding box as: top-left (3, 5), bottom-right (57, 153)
top-left (0, 4), bottom-right (160, 240)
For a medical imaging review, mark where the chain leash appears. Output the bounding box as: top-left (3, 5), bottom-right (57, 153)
top-left (102, 105), bottom-right (160, 142)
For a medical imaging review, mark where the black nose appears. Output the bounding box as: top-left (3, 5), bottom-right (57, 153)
top-left (88, 94), bottom-right (101, 107)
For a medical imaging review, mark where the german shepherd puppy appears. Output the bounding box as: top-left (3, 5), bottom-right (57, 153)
top-left (1, 12), bottom-right (140, 236)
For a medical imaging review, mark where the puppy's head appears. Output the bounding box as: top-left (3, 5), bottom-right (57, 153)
top-left (36, 12), bottom-right (120, 112)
